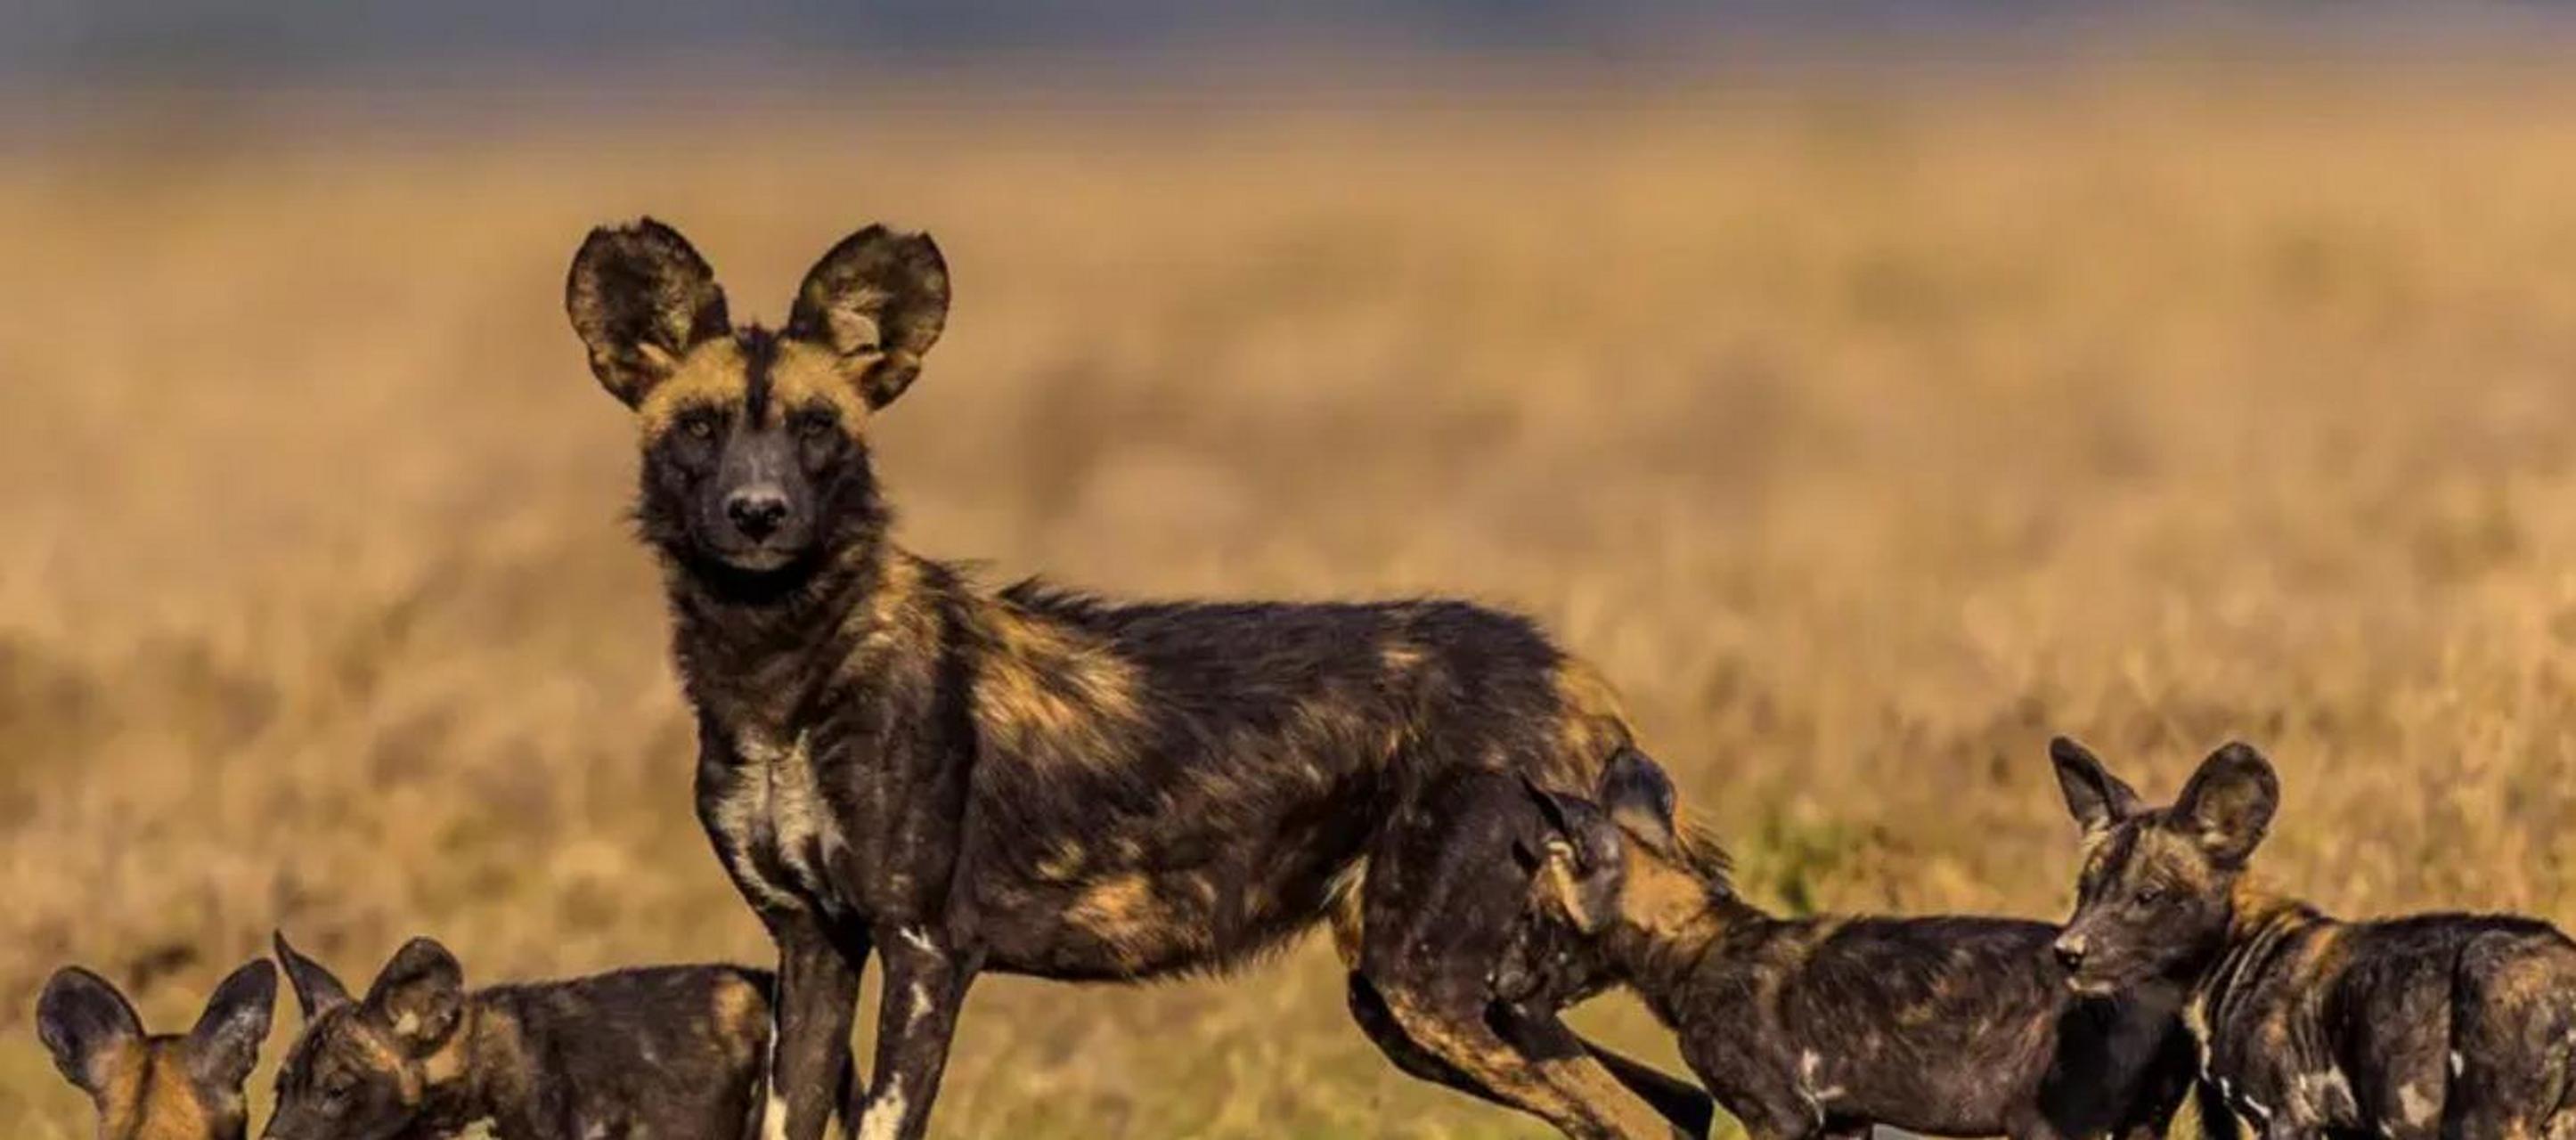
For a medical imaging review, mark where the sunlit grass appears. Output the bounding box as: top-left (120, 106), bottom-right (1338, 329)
top-left (5, 64), bottom-right (2576, 1136)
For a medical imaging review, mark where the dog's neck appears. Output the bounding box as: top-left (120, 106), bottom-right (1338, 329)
top-left (659, 526), bottom-right (911, 725)
top-left (2189, 874), bottom-right (2327, 1030)
top-left (1600, 866), bottom-right (1754, 1019)
top-left (408, 1002), bottom-right (516, 1138)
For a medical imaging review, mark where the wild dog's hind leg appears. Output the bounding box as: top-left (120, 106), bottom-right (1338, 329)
top-left (1355, 778), bottom-right (1685, 1140)
top-left (1492, 1001), bottom-right (1717, 1139)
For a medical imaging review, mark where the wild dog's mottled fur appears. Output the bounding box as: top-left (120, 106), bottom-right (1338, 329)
top-left (1509, 751), bottom-right (2207, 1140)
top-left (2051, 738), bottom-right (2576, 1140)
top-left (262, 932), bottom-right (779, 1140)
top-left (565, 219), bottom-right (1704, 1140)
top-left (37, 961), bottom-right (275, 1140)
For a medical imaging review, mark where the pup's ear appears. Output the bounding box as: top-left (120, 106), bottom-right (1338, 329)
top-left (363, 938), bottom-right (465, 1055)
top-left (2173, 742), bottom-right (2280, 868)
top-left (1531, 838), bottom-right (1608, 933)
top-left (567, 217), bottom-right (731, 407)
top-left (785, 224), bottom-right (950, 411)
top-left (185, 959), bottom-right (276, 1092)
top-left (37, 967), bottom-right (143, 1096)
top-left (2050, 736), bottom-right (2142, 837)
top-left (1597, 749), bottom-right (1680, 858)
top-left (273, 930), bottom-right (351, 1022)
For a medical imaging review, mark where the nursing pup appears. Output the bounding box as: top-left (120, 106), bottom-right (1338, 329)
top-left (564, 218), bottom-right (1705, 1139)
top-left (2050, 737), bottom-right (2576, 1139)
top-left (1510, 751), bottom-right (2206, 1140)
top-left (37, 960), bottom-right (276, 1140)
top-left (262, 932), bottom-right (782, 1140)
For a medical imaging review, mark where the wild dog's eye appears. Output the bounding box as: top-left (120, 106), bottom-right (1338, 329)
top-left (794, 409), bottom-right (839, 439)
top-left (2132, 884), bottom-right (2163, 907)
top-left (681, 411), bottom-right (719, 440)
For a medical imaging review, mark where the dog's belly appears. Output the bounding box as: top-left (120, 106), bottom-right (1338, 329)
top-left (962, 763), bottom-right (1385, 981)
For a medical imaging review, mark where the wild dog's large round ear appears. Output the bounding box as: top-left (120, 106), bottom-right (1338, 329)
top-left (2050, 736), bottom-right (2141, 837)
top-left (566, 218), bottom-right (731, 408)
top-left (36, 966), bottom-right (143, 1096)
top-left (2173, 741), bottom-right (2279, 868)
top-left (364, 938), bottom-right (465, 1056)
top-left (785, 224), bottom-right (950, 411)
top-left (273, 930), bottom-right (352, 1022)
top-left (1597, 749), bottom-right (1681, 858)
top-left (185, 959), bottom-right (277, 1092)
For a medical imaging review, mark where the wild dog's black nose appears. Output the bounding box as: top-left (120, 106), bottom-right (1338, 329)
top-left (726, 489), bottom-right (790, 539)
top-left (2052, 934), bottom-right (2088, 973)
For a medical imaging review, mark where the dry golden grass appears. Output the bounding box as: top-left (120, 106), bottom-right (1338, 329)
top-left (7, 61), bottom-right (2576, 1137)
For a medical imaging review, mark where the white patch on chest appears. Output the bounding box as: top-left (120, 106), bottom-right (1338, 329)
top-left (2292, 1066), bottom-right (2356, 1122)
top-left (437, 1120), bottom-right (501, 1140)
top-left (710, 729), bottom-right (844, 910)
top-left (1795, 1048), bottom-right (1846, 1120)
top-left (2398, 1081), bottom-right (2440, 1129)
top-left (760, 1009), bottom-right (789, 1140)
top-left (907, 980), bottom-right (933, 1030)
top-left (855, 1077), bottom-right (909, 1140)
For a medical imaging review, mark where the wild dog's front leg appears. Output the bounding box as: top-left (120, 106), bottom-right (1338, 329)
top-left (852, 923), bottom-right (979, 1140)
top-left (765, 919), bottom-right (868, 1140)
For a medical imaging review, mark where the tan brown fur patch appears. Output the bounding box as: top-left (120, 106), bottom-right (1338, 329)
top-left (2226, 875), bottom-right (2313, 944)
top-left (1547, 658), bottom-right (1634, 778)
top-left (969, 602), bottom-right (1145, 770)
top-left (1615, 842), bottom-right (1725, 945)
top-left (1327, 864), bottom-right (1368, 971)
top-left (636, 338), bottom-right (751, 437)
top-left (96, 1038), bottom-right (224, 1140)
top-left (770, 338), bottom-right (876, 435)
top-left (1067, 873), bottom-right (1208, 969)
top-left (711, 975), bottom-right (766, 1052)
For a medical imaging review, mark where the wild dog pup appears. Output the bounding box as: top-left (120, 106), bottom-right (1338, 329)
top-left (1510, 750), bottom-right (2205, 1140)
top-left (262, 932), bottom-right (780, 1140)
top-left (564, 218), bottom-right (1706, 1140)
top-left (37, 959), bottom-right (276, 1140)
top-left (2050, 737), bottom-right (2576, 1140)
top-left (2060, 745), bottom-right (2576, 1137)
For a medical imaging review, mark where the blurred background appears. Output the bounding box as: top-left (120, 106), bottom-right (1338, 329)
top-left (10, 4), bottom-right (2576, 1136)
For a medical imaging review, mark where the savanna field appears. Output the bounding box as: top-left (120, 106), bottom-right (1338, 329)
top-left (10, 61), bottom-right (2576, 1136)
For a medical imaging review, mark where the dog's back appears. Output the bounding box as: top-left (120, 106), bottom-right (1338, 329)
top-left (479, 964), bottom-right (777, 1138)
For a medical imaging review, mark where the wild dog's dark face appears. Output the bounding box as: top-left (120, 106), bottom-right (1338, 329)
top-left (567, 219), bottom-right (950, 582)
top-left (262, 933), bottom-right (467, 1140)
top-left (2050, 737), bottom-right (2280, 996)
top-left (36, 960), bottom-right (275, 1140)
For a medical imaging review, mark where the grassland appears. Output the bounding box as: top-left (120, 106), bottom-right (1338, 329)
top-left (6, 61), bottom-right (2576, 1136)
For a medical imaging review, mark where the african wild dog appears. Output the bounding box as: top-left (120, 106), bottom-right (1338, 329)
top-left (563, 218), bottom-right (1710, 1140)
top-left (37, 959), bottom-right (276, 1140)
top-left (1505, 749), bottom-right (2213, 1140)
top-left (262, 932), bottom-right (786, 1140)
top-left (2050, 737), bottom-right (2576, 1139)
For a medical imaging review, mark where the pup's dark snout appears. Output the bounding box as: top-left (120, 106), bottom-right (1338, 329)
top-left (726, 487), bottom-right (791, 539)
top-left (2051, 933), bottom-right (2088, 973)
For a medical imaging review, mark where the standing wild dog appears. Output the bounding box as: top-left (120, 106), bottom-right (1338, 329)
top-left (563, 218), bottom-right (1709, 1140)
top-left (1507, 749), bottom-right (2211, 1140)
top-left (2050, 737), bottom-right (2576, 1139)
top-left (262, 932), bottom-right (783, 1140)
top-left (37, 960), bottom-right (276, 1140)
